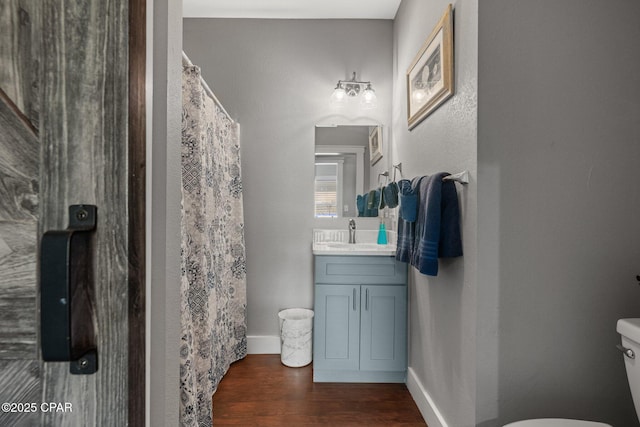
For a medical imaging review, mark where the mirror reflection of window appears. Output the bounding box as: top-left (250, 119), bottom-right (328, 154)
top-left (314, 161), bottom-right (343, 218)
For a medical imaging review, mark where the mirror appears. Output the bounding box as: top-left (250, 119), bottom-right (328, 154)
top-left (314, 125), bottom-right (381, 219)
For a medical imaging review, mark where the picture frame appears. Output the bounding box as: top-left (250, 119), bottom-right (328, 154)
top-left (406, 4), bottom-right (454, 130)
top-left (368, 126), bottom-right (382, 166)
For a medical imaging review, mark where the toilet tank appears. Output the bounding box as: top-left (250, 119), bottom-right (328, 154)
top-left (617, 318), bottom-right (640, 420)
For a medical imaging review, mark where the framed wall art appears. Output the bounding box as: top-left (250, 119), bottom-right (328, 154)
top-left (369, 125), bottom-right (382, 166)
top-left (406, 4), bottom-right (454, 130)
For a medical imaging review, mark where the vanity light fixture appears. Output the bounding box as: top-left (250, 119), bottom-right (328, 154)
top-left (330, 71), bottom-right (377, 109)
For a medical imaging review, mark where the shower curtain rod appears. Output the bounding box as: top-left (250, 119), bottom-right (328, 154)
top-left (182, 51), bottom-right (234, 122)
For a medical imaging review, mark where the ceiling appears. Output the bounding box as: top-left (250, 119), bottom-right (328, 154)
top-left (183, 0), bottom-right (402, 19)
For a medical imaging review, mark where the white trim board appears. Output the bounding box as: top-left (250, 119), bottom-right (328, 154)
top-left (406, 367), bottom-right (449, 427)
top-left (247, 335), bottom-right (281, 354)
top-left (183, 0), bottom-right (401, 19)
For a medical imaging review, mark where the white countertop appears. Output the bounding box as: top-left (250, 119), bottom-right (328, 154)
top-left (312, 229), bottom-right (397, 256)
top-left (312, 242), bottom-right (396, 256)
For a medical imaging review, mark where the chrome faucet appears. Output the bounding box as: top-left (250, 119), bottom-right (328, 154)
top-left (348, 219), bottom-right (356, 244)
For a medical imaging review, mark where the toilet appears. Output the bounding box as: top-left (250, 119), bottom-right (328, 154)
top-left (617, 318), bottom-right (640, 417)
top-left (503, 318), bottom-right (640, 427)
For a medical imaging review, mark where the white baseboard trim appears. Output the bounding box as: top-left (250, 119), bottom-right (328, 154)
top-left (247, 335), bottom-right (281, 354)
top-left (406, 367), bottom-right (449, 427)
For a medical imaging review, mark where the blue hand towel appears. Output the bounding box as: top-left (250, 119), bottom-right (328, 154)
top-left (367, 190), bottom-right (377, 209)
top-left (411, 173), bottom-right (463, 276)
top-left (361, 193), bottom-right (369, 217)
top-left (395, 215), bottom-right (415, 263)
top-left (356, 195), bottom-right (365, 217)
top-left (382, 182), bottom-right (399, 209)
top-left (364, 189), bottom-right (380, 217)
top-left (398, 179), bottom-right (418, 222)
top-left (395, 177), bottom-right (424, 262)
top-left (370, 189), bottom-right (380, 217)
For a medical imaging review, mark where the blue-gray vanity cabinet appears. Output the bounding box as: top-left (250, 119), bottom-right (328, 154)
top-left (313, 255), bottom-right (407, 383)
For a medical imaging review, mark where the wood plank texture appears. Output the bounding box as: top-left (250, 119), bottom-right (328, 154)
top-left (0, 0), bottom-right (41, 129)
top-left (0, 4), bottom-right (42, 424)
top-left (0, 84), bottom-right (39, 364)
top-left (1, 0), bottom-right (142, 424)
top-left (0, 360), bottom-right (41, 427)
top-left (0, 294), bottom-right (36, 358)
top-left (128, 0), bottom-right (146, 424)
top-left (213, 355), bottom-right (427, 426)
top-left (40, 0), bottom-right (129, 425)
top-left (0, 89), bottom-right (38, 222)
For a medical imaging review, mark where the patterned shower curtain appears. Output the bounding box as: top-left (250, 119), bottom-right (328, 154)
top-left (180, 64), bottom-right (248, 426)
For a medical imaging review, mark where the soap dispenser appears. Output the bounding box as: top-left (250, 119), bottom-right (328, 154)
top-left (377, 221), bottom-right (388, 245)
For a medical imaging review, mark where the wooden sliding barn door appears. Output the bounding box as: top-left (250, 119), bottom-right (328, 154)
top-left (0, 0), bottom-right (145, 425)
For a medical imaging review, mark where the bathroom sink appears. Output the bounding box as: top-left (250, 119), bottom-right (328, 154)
top-left (326, 243), bottom-right (380, 250)
top-left (312, 229), bottom-right (397, 256)
top-left (313, 242), bottom-right (396, 256)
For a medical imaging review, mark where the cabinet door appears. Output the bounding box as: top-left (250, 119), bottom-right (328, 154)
top-left (314, 284), bottom-right (360, 371)
top-left (360, 285), bottom-right (407, 372)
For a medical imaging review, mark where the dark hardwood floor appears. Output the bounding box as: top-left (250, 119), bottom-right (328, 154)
top-left (212, 354), bottom-right (427, 426)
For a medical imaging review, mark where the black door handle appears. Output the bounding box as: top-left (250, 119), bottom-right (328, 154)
top-left (40, 205), bottom-right (98, 374)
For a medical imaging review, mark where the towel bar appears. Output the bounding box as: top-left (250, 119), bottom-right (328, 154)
top-left (443, 170), bottom-right (469, 184)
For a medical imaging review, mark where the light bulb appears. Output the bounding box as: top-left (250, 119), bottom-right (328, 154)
top-left (360, 84), bottom-right (377, 109)
top-left (330, 84), bottom-right (347, 106)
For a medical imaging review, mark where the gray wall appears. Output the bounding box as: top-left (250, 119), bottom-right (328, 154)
top-left (392, 1), bottom-right (479, 426)
top-left (477, 1), bottom-right (640, 426)
top-left (183, 19), bottom-right (393, 338)
top-left (149, 0), bottom-right (182, 424)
